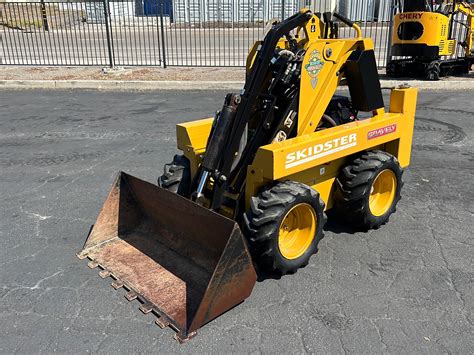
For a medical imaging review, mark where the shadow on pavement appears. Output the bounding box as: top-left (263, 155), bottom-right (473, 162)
top-left (323, 210), bottom-right (363, 235)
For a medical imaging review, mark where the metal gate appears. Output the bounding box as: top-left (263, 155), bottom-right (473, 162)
top-left (2, 0), bottom-right (469, 68)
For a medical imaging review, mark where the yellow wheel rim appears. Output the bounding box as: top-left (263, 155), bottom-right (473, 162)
top-left (369, 169), bottom-right (397, 217)
top-left (278, 203), bottom-right (316, 260)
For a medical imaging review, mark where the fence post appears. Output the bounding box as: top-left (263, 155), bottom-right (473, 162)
top-left (160, 2), bottom-right (167, 68)
top-left (103, 0), bottom-right (114, 68)
top-left (281, 0), bottom-right (285, 20)
top-left (385, 0), bottom-right (396, 67)
top-left (40, 0), bottom-right (49, 31)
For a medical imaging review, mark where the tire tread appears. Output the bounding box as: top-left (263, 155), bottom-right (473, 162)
top-left (334, 150), bottom-right (403, 229)
top-left (243, 181), bottom-right (327, 274)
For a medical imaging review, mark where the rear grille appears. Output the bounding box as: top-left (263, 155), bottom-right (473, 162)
top-left (439, 40), bottom-right (446, 52)
top-left (448, 41), bottom-right (455, 53)
top-left (441, 24), bottom-right (447, 37)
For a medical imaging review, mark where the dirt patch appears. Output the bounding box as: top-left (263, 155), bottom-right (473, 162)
top-left (1, 65), bottom-right (471, 83)
top-left (0, 66), bottom-right (246, 81)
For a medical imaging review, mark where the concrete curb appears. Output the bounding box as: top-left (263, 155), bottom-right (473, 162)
top-left (0, 79), bottom-right (473, 91)
top-left (0, 80), bottom-right (245, 91)
top-left (379, 79), bottom-right (474, 90)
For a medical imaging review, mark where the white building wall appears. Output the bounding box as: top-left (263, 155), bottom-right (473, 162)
top-left (338, 0), bottom-right (391, 22)
top-left (171, 0), bottom-right (391, 24)
top-left (173, 0), bottom-right (302, 23)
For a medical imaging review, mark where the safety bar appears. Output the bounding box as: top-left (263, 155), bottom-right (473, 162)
top-left (333, 12), bottom-right (362, 39)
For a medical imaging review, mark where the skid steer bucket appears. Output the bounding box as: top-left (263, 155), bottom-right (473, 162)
top-left (77, 172), bottom-right (257, 342)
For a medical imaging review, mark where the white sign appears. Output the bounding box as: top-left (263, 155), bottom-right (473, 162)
top-left (285, 134), bottom-right (357, 169)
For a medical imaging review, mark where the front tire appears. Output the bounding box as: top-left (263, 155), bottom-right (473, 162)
top-left (243, 181), bottom-right (326, 275)
top-left (334, 150), bottom-right (403, 230)
top-left (157, 155), bottom-right (191, 196)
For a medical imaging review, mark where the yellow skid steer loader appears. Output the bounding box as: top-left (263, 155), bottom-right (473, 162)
top-left (78, 9), bottom-right (418, 342)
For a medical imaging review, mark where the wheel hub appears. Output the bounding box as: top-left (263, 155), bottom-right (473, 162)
top-left (369, 169), bottom-right (397, 217)
top-left (278, 203), bottom-right (317, 260)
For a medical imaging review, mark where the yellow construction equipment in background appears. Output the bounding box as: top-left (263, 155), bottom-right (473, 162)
top-left (78, 9), bottom-right (418, 342)
top-left (387, 0), bottom-right (474, 80)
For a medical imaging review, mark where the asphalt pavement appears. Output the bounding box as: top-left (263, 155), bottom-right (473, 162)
top-left (0, 89), bottom-right (473, 353)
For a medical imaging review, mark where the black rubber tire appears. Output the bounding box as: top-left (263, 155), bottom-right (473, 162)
top-left (242, 181), bottom-right (326, 275)
top-left (157, 154), bottom-right (191, 196)
top-left (386, 61), bottom-right (401, 78)
top-left (334, 150), bottom-right (403, 230)
top-left (463, 60), bottom-right (471, 74)
top-left (426, 61), bottom-right (441, 81)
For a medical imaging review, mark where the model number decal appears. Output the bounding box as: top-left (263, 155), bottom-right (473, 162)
top-left (368, 124), bottom-right (397, 140)
top-left (285, 134), bottom-right (357, 169)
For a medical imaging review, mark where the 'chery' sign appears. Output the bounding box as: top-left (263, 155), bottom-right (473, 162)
top-left (399, 13), bottom-right (423, 20)
top-left (368, 124), bottom-right (397, 140)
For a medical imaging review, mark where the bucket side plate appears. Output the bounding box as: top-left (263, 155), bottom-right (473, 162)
top-left (78, 172), bottom-right (256, 341)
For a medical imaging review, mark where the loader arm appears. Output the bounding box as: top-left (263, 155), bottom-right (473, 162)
top-left (181, 11), bottom-right (385, 217)
top-left (192, 10), bottom-right (313, 211)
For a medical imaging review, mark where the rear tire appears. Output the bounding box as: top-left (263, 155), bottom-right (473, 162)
top-left (426, 61), bottom-right (441, 81)
top-left (386, 61), bottom-right (401, 78)
top-left (157, 155), bottom-right (191, 196)
top-left (242, 181), bottom-right (326, 275)
top-left (334, 150), bottom-right (403, 230)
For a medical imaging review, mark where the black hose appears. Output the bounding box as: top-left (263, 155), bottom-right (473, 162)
top-left (322, 114), bottom-right (338, 127)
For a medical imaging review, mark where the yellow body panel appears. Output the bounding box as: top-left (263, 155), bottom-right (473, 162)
top-left (176, 118), bottom-right (213, 177)
top-left (246, 88), bottom-right (417, 210)
top-left (176, 88), bottom-right (418, 212)
top-left (392, 12), bottom-right (453, 55)
top-left (175, 18), bottom-right (418, 216)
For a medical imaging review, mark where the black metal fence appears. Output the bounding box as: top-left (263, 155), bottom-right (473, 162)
top-left (0, 0), bottom-right (469, 68)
